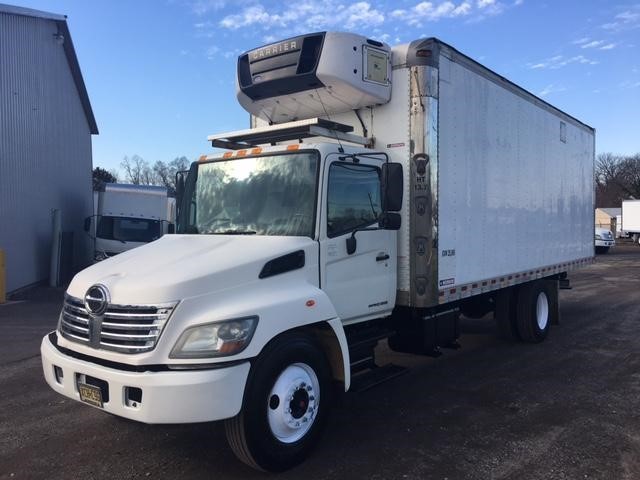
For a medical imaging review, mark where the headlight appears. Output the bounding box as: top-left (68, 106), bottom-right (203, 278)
top-left (595, 234), bottom-right (602, 240)
top-left (170, 316), bottom-right (258, 358)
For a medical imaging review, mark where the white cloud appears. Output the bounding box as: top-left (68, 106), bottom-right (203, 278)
top-left (527, 54), bottom-right (598, 70)
top-left (572, 37), bottom-right (590, 45)
top-left (538, 84), bottom-right (566, 97)
top-left (581, 40), bottom-right (604, 49)
top-left (599, 43), bottom-right (617, 50)
top-left (391, 1), bottom-right (480, 25)
top-left (477, 0), bottom-right (495, 8)
top-left (602, 7), bottom-right (640, 31)
top-left (189, 0), bottom-right (225, 16)
top-left (619, 80), bottom-right (640, 89)
top-left (219, 1), bottom-right (384, 31)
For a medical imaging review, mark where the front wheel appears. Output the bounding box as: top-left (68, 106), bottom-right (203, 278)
top-left (225, 332), bottom-right (332, 472)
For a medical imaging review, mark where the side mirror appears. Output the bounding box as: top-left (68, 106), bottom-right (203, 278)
top-left (84, 216), bottom-right (91, 232)
top-left (168, 223), bottom-right (175, 234)
top-left (379, 212), bottom-right (401, 230)
top-left (381, 163), bottom-right (403, 212)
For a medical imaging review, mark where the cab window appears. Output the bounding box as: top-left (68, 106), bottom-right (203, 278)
top-left (327, 163), bottom-right (381, 238)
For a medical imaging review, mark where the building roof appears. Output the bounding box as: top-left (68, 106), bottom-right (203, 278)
top-left (0, 3), bottom-right (98, 134)
top-left (598, 207), bottom-right (622, 217)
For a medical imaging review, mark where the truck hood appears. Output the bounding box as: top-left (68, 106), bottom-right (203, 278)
top-left (68, 235), bottom-right (318, 304)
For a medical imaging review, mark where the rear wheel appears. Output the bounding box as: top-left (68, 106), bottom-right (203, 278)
top-left (516, 280), bottom-right (557, 343)
top-left (225, 332), bottom-right (331, 472)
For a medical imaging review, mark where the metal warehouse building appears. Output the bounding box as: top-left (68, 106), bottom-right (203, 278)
top-left (0, 3), bottom-right (98, 294)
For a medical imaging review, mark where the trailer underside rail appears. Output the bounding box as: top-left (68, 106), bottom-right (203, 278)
top-left (208, 118), bottom-right (372, 150)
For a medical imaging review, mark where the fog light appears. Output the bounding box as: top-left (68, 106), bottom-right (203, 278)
top-left (125, 386), bottom-right (142, 407)
top-left (54, 365), bottom-right (64, 384)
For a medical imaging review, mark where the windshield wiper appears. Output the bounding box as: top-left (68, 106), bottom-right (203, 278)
top-left (212, 229), bottom-right (257, 235)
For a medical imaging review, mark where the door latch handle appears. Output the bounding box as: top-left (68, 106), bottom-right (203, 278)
top-left (376, 253), bottom-right (390, 262)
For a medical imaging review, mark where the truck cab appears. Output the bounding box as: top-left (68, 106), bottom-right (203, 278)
top-left (86, 183), bottom-right (176, 261)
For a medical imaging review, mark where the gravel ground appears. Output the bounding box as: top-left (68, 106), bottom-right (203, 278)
top-left (1, 244), bottom-right (640, 479)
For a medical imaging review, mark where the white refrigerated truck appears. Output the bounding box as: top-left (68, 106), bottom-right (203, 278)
top-left (86, 183), bottom-right (176, 262)
top-left (622, 200), bottom-right (640, 244)
top-left (42, 32), bottom-right (595, 471)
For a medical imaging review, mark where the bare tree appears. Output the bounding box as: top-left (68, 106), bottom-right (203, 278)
top-left (120, 155), bottom-right (147, 185)
top-left (120, 155), bottom-right (191, 192)
top-left (595, 152), bottom-right (640, 207)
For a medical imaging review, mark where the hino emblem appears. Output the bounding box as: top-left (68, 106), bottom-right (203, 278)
top-left (84, 284), bottom-right (109, 316)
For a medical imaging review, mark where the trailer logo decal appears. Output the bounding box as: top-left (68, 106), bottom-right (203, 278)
top-left (439, 278), bottom-right (455, 287)
top-left (250, 40), bottom-right (299, 61)
top-left (441, 249), bottom-right (456, 257)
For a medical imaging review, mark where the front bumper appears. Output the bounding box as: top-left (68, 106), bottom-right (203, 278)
top-left (595, 239), bottom-right (615, 247)
top-left (41, 332), bottom-right (250, 424)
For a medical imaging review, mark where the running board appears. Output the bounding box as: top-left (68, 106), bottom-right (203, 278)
top-left (350, 364), bottom-right (408, 392)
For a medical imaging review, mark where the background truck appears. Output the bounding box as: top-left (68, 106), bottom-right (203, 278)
top-left (85, 183), bottom-right (176, 261)
top-left (622, 200), bottom-right (640, 244)
top-left (42, 32), bottom-right (595, 472)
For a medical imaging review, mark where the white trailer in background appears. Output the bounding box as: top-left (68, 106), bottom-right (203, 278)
top-left (43, 32), bottom-right (595, 471)
top-left (87, 183), bottom-right (176, 261)
top-left (622, 200), bottom-right (640, 244)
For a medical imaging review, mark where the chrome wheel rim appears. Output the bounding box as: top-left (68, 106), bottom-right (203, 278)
top-left (536, 291), bottom-right (549, 330)
top-left (267, 362), bottom-right (319, 444)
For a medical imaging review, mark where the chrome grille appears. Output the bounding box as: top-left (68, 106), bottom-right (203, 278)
top-left (59, 295), bottom-right (176, 353)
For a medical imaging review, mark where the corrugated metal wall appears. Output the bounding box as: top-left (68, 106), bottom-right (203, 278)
top-left (0, 12), bottom-right (93, 293)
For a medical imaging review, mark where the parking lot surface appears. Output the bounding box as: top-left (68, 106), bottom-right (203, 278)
top-left (1, 244), bottom-right (640, 480)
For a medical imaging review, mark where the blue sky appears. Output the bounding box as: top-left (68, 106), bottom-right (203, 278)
top-left (11, 0), bottom-right (640, 173)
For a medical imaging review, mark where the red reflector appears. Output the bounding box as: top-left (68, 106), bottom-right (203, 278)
top-left (305, 300), bottom-right (315, 307)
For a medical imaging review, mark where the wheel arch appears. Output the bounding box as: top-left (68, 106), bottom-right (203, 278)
top-left (252, 318), bottom-right (350, 392)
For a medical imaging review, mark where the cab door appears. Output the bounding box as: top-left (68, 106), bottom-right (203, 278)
top-left (318, 155), bottom-right (397, 323)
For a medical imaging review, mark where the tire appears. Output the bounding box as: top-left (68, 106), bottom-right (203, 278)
top-left (515, 281), bottom-right (556, 343)
top-left (495, 287), bottom-right (520, 341)
top-left (225, 332), bottom-right (332, 472)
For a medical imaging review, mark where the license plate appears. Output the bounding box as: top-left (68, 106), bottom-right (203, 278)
top-left (78, 382), bottom-right (104, 408)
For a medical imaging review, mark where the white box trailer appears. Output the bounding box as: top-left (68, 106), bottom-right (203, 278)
top-left (42, 32), bottom-right (595, 472)
top-left (87, 183), bottom-right (176, 261)
top-left (622, 200), bottom-right (640, 243)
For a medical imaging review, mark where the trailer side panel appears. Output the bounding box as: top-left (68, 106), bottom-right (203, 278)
top-left (437, 53), bottom-right (594, 292)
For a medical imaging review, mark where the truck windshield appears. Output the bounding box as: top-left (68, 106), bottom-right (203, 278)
top-left (180, 152), bottom-right (318, 237)
top-left (97, 216), bottom-right (162, 243)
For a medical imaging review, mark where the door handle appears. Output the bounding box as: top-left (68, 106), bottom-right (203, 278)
top-left (376, 253), bottom-right (390, 262)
